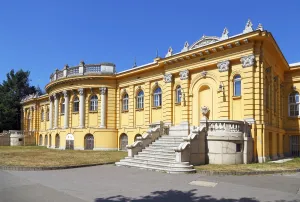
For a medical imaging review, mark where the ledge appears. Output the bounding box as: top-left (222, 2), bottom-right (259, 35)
top-left (135, 108), bottom-right (144, 111)
top-left (152, 106), bottom-right (162, 109)
top-left (232, 96), bottom-right (242, 100)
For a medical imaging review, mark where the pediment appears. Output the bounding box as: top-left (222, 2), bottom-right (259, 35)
top-left (190, 36), bottom-right (220, 50)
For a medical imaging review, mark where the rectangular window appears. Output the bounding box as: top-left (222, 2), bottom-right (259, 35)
top-left (234, 81), bottom-right (241, 96)
top-left (236, 143), bottom-right (241, 152)
top-left (137, 97), bottom-right (143, 109)
top-left (73, 102), bottom-right (79, 112)
top-left (61, 104), bottom-right (65, 115)
top-left (123, 99), bottom-right (128, 111)
top-left (154, 94), bottom-right (162, 107)
top-left (90, 101), bottom-right (98, 111)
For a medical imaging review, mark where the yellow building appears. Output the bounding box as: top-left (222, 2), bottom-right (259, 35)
top-left (21, 20), bottom-right (300, 165)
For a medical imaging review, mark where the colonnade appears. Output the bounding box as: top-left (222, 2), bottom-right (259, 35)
top-left (48, 87), bottom-right (107, 129)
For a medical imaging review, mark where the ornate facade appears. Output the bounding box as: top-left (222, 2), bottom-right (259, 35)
top-left (21, 20), bottom-right (300, 163)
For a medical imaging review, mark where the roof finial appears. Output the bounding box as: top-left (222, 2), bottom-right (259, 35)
top-left (132, 57), bottom-right (137, 68)
top-left (220, 27), bottom-right (229, 40)
top-left (181, 41), bottom-right (189, 52)
top-left (256, 23), bottom-right (263, 31)
top-left (243, 19), bottom-right (254, 33)
top-left (165, 47), bottom-right (173, 57)
top-left (156, 49), bottom-right (159, 58)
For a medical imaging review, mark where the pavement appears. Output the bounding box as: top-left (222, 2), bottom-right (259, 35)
top-left (1, 165), bottom-right (300, 202)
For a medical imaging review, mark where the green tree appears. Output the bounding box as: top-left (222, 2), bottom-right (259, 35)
top-left (0, 69), bottom-right (38, 132)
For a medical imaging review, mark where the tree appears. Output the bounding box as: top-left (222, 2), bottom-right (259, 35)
top-left (0, 69), bottom-right (38, 132)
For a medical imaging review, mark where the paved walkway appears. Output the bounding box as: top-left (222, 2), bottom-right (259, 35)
top-left (1, 165), bottom-right (300, 201)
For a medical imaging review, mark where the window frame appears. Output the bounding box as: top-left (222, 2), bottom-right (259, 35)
top-left (61, 98), bottom-right (65, 115)
top-left (73, 96), bottom-right (79, 113)
top-left (122, 93), bottom-right (129, 112)
top-left (175, 85), bottom-right (182, 104)
top-left (153, 87), bottom-right (162, 107)
top-left (233, 75), bottom-right (241, 97)
top-left (136, 90), bottom-right (144, 109)
top-left (289, 91), bottom-right (300, 117)
top-left (90, 95), bottom-right (98, 111)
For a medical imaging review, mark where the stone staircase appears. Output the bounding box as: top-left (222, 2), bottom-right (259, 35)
top-left (115, 134), bottom-right (196, 173)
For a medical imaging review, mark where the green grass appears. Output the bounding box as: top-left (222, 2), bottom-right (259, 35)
top-left (195, 158), bottom-right (300, 172)
top-left (0, 146), bottom-right (126, 168)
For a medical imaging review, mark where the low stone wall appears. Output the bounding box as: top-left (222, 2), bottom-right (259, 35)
top-left (0, 133), bottom-right (10, 146)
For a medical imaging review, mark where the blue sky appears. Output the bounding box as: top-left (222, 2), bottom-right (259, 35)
top-left (0, 0), bottom-right (299, 89)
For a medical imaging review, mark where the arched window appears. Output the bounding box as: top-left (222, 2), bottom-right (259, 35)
top-left (289, 92), bottom-right (299, 117)
top-left (41, 109), bottom-right (44, 122)
top-left (134, 134), bottom-right (142, 141)
top-left (233, 75), bottom-right (241, 96)
top-left (55, 134), bottom-right (60, 148)
top-left (136, 90), bottom-right (144, 109)
top-left (90, 95), bottom-right (98, 111)
top-left (176, 85), bottom-right (182, 104)
top-left (153, 87), bottom-right (162, 107)
top-left (39, 134), bottom-right (43, 146)
top-left (73, 96), bottom-right (79, 112)
top-left (45, 134), bottom-right (48, 146)
top-left (46, 108), bottom-right (50, 121)
top-left (84, 134), bottom-right (94, 150)
top-left (65, 134), bottom-right (74, 150)
top-left (122, 93), bottom-right (129, 111)
top-left (61, 98), bottom-right (65, 115)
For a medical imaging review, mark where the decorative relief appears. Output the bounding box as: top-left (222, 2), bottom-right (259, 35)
top-left (179, 70), bottom-right (189, 80)
top-left (181, 41), bottom-right (189, 52)
top-left (165, 47), bottom-right (173, 57)
top-left (220, 27), bottom-right (229, 40)
top-left (53, 93), bottom-right (58, 100)
top-left (100, 87), bottom-right (107, 95)
top-left (256, 23), bottom-right (263, 31)
top-left (63, 90), bottom-right (68, 98)
top-left (240, 55), bottom-right (255, 68)
top-left (217, 60), bottom-right (230, 72)
top-left (154, 81), bottom-right (159, 87)
top-left (201, 106), bottom-right (210, 120)
top-left (201, 70), bottom-right (207, 78)
top-left (164, 73), bottom-right (173, 83)
top-left (78, 88), bottom-right (84, 95)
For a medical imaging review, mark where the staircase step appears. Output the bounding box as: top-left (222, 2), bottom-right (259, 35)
top-left (122, 157), bottom-right (189, 165)
top-left (129, 155), bottom-right (176, 161)
top-left (143, 148), bottom-right (176, 153)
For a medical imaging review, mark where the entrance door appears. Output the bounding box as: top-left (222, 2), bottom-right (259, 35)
top-left (290, 136), bottom-right (300, 156)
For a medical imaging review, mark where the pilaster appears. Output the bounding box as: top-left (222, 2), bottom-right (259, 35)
top-left (163, 73), bottom-right (173, 126)
top-left (144, 82), bottom-right (150, 125)
top-left (99, 87), bottom-right (107, 128)
top-left (78, 88), bottom-right (85, 128)
top-left (217, 60), bottom-right (230, 119)
top-left (179, 70), bottom-right (189, 125)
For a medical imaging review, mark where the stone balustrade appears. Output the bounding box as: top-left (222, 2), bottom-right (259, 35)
top-left (50, 62), bottom-right (116, 82)
top-left (200, 120), bottom-right (251, 137)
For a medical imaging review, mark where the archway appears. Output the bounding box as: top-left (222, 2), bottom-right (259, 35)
top-left (84, 134), bottom-right (94, 150)
top-left (119, 133), bottom-right (128, 151)
top-left (45, 134), bottom-right (48, 146)
top-left (55, 134), bottom-right (60, 148)
top-left (65, 134), bottom-right (74, 150)
top-left (39, 134), bottom-right (43, 146)
top-left (49, 134), bottom-right (52, 147)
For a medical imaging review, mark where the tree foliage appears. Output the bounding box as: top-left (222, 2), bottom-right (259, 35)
top-left (0, 69), bottom-right (38, 132)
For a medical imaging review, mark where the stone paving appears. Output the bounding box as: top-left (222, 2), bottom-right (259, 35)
top-left (1, 165), bottom-right (300, 201)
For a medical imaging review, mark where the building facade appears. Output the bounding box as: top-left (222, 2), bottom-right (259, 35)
top-left (21, 20), bottom-right (300, 163)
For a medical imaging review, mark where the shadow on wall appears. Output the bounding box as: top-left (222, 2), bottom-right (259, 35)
top-left (94, 189), bottom-right (266, 202)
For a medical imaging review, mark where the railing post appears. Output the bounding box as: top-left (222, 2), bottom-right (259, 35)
top-left (79, 61), bottom-right (85, 75)
top-left (63, 64), bottom-right (69, 77)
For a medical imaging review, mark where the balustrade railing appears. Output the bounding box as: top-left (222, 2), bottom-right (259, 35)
top-left (57, 71), bottom-right (64, 79)
top-left (67, 66), bottom-right (80, 76)
top-left (85, 64), bottom-right (102, 73)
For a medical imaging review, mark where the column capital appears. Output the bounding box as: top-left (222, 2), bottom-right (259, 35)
top-left (63, 90), bottom-right (69, 98)
top-left (179, 69), bottom-right (189, 80)
top-left (100, 87), bottom-right (107, 95)
top-left (78, 88), bottom-right (84, 95)
top-left (53, 93), bottom-right (59, 100)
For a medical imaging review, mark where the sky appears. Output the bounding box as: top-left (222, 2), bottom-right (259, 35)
top-left (0, 0), bottom-right (299, 89)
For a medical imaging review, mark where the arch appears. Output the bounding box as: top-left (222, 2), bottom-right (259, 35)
top-left (136, 90), bottom-right (144, 109)
top-left (84, 134), bottom-right (94, 150)
top-left (45, 134), bottom-right (48, 146)
top-left (233, 74), bottom-right (241, 96)
top-left (65, 133), bottom-right (74, 150)
top-left (190, 72), bottom-right (219, 94)
top-left (119, 133), bottom-right (128, 151)
top-left (39, 134), bottom-right (43, 146)
top-left (134, 134), bottom-right (142, 141)
top-left (55, 134), bottom-right (60, 148)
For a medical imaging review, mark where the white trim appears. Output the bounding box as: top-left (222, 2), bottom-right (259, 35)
top-left (117, 62), bottom-right (157, 74)
top-left (290, 62), bottom-right (300, 67)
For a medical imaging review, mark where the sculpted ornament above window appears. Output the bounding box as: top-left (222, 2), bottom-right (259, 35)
top-left (164, 73), bottom-right (172, 83)
top-left (100, 87), bottom-right (107, 95)
top-left (217, 60), bottom-right (230, 72)
top-left (240, 55), bottom-right (255, 68)
top-left (179, 70), bottom-right (189, 80)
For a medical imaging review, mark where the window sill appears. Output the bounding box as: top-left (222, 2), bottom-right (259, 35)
top-left (72, 112), bottom-right (79, 114)
top-left (232, 96), bottom-right (242, 100)
top-left (122, 110), bottom-right (129, 113)
top-left (175, 102), bottom-right (181, 106)
top-left (89, 111), bottom-right (98, 113)
top-left (136, 108), bottom-right (144, 111)
top-left (288, 116), bottom-right (300, 119)
top-left (60, 114), bottom-right (65, 116)
top-left (152, 106), bottom-right (162, 109)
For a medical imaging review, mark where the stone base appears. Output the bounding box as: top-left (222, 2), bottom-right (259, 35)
top-left (271, 154), bottom-right (279, 161)
top-left (258, 156), bottom-right (270, 163)
top-left (279, 153), bottom-right (285, 159)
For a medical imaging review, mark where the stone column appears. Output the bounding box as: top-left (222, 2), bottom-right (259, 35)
top-left (63, 90), bottom-right (69, 129)
top-left (49, 96), bottom-right (53, 129)
top-left (100, 87), bottom-right (107, 128)
top-left (78, 88), bottom-right (85, 128)
top-left (54, 94), bottom-right (59, 129)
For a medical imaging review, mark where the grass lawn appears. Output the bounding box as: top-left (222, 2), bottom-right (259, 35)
top-left (195, 158), bottom-right (300, 173)
top-left (0, 146), bottom-right (127, 168)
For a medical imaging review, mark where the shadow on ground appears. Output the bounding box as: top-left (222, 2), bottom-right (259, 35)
top-left (95, 189), bottom-right (290, 202)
